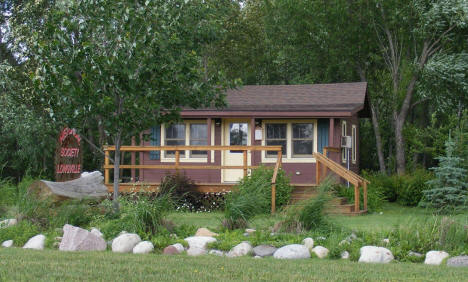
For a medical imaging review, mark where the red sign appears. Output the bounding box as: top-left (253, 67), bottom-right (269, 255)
top-left (55, 127), bottom-right (82, 181)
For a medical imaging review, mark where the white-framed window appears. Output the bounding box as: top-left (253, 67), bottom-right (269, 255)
top-left (261, 119), bottom-right (317, 163)
top-left (342, 120), bottom-right (347, 163)
top-left (162, 120), bottom-right (209, 161)
top-left (352, 124), bottom-right (357, 164)
top-left (265, 123), bottom-right (287, 157)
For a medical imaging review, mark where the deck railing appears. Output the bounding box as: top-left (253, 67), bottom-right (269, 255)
top-left (103, 145), bottom-right (283, 213)
top-left (314, 147), bottom-right (369, 213)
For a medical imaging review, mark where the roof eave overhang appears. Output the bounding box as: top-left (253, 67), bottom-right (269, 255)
top-left (181, 111), bottom-right (354, 118)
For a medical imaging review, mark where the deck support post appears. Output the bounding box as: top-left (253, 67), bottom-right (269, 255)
top-left (243, 150), bottom-right (248, 177)
top-left (354, 182), bottom-right (360, 212)
top-left (131, 137), bottom-right (136, 181)
top-left (363, 181), bottom-right (368, 211)
top-left (104, 148), bottom-right (110, 185)
top-left (175, 150), bottom-right (180, 170)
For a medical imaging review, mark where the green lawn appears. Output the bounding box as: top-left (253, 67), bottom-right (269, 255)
top-left (1, 248), bottom-right (467, 281)
top-left (168, 203), bottom-right (468, 233)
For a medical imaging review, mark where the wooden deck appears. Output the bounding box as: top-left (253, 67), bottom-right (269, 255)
top-left (105, 182), bottom-right (365, 215)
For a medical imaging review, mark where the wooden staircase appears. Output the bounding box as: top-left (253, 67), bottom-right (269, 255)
top-left (288, 184), bottom-right (365, 215)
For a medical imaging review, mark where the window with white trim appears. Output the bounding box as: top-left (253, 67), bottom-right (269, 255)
top-left (163, 121), bottom-right (208, 159)
top-left (292, 123), bottom-right (314, 157)
top-left (165, 123), bottom-right (185, 157)
top-left (352, 125), bottom-right (357, 164)
top-left (341, 121), bottom-right (347, 163)
top-left (265, 123), bottom-right (287, 157)
top-left (262, 120), bottom-right (317, 162)
top-left (190, 123), bottom-right (207, 157)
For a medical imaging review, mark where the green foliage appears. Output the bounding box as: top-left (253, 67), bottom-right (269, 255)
top-left (0, 220), bottom-right (39, 247)
top-left (361, 170), bottom-right (433, 207)
top-left (297, 180), bottom-right (334, 231)
top-left (335, 183), bottom-right (386, 212)
top-left (236, 166), bottom-right (293, 211)
top-left (159, 172), bottom-right (196, 202)
top-left (388, 216), bottom-right (468, 260)
top-left (223, 167), bottom-right (292, 230)
top-left (420, 137), bottom-right (468, 213)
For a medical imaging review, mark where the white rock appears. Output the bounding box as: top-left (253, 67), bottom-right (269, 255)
top-left (317, 236), bottom-right (326, 240)
top-left (195, 227), bottom-right (218, 237)
top-left (254, 255), bottom-right (262, 259)
top-left (339, 239), bottom-right (350, 246)
top-left (172, 243), bottom-right (185, 253)
top-left (1, 240), bottom-right (13, 248)
top-left (59, 224), bottom-right (107, 251)
top-left (341, 251), bottom-right (350, 259)
top-left (187, 247), bottom-right (207, 256)
top-left (302, 237), bottom-right (314, 250)
top-left (111, 233), bottom-right (141, 253)
top-left (0, 219), bottom-right (17, 228)
top-left (90, 228), bottom-right (104, 238)
top-left (209, 249), bottom-right (224, 256)
top-left (23, 234), bottom-right (46, 250)
top-left (133, 241), bottom-right (154, 254)
top-left (273, 244), bottom-right (311, 259)
top-left (227, 242), bottom-right (252, 257)
top-left (245, 228), bottom-right (256, 234)
top-left (312, 246), bottom-right (329, 259)
top-left (382, 238), bottom-right (390, 244)
top-left (359, 246), bottom-right (394, 263)
top-left (184, 236), bottom-right (217, 256)
top-left (81, 171), bottom-right (102, 178)
top-left (424, 251), bottom-right (450, 265)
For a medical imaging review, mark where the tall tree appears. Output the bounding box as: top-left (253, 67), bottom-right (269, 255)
top-left (373, 0), bottom-right (468, 174)
top-left (20, 0), bottom-right (233, 211)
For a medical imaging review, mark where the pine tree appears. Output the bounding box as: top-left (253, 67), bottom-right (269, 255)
top-left (420, 136), bottom-right (467, 214)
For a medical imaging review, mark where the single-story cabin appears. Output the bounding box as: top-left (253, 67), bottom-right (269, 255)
top-left (136, 82), bottom-right (370, 185)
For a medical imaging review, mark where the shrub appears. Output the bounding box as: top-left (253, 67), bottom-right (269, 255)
top-left (0, 220), bottom-right (39, 246)
top-left (335, 183), bottom-right (386, 212)
top-left (236, 166), bottom-right (293, 212)
top-left (223, 189), bottom-right (268, 230)
top-left (420, 137), bottom-right (467, 214)
top-left (396, 169), bottom-right (433, 206)
top-left (159, 172), bottom-right (196, 205)
top-left (362, 171), bottom-right (399, 202)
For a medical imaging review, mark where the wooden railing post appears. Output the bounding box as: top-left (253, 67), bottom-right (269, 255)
top-left (243, 150), bottom-right (248, 177)
top-left (131, 136), bottom-right (136, 182)
top-left (316, 161), bottom-right (321, 185)
top-left (175, 150), bottom-right (180, 170)
top-left (354, 182), bottom-right (360, 212)
top-left (271, 150), bottom-right (282, 214)
top-left (363, 181), bottom-right (368, 211)
top-left (104, 148), bottom-right (110, 185)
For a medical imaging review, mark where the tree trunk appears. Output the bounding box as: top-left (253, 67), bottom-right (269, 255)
top-left (370, 101), bottom-right (387, 174)
top-left (113, 132), bottom-right (122, 213)
top-left (394, 118), bottom-right (405, 174)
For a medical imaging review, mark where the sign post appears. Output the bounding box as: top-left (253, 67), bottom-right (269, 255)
top-left (55, 127), bottom-right (82, 182)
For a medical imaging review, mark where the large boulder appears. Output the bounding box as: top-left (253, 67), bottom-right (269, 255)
top-left (111, 233), bottom-right (142, 253)
top-left (195, 228), bottom-right (218, 237)
top-left (312, 246), bottom-right (329, 259)
top-left (209, 249), bottom-right (225, 256)
top-left (358, 246), bottom-right (394, 263)
top-left (302, 237), bottom-right (314, 250)
top-left (133, 241), bottom-right (154, 254)
top-left (1, 240), bottom-right (13, 248)
top-left (90, 228), bottom-right (104, 238)
top-left (23, 234), bottom-right (46, 250)
top-left (30, 171), bottom-right (107, 202)
top-left (227, 242), bottom-right (252, 257)
top-left (424, 251), bottom-right (449, 265)
top-left (273, 244), bottom-right (311, 259)
top-left (59, 224), bottom-right (106, 251)
top-left (163, 245), bottom-right (180, 255)
top-left (447, 256), bottom-right (468, 267)
top-left (253, 245), bottom-right (277, 257)
top-left (0, 219), bottom-right (17, 228)
top-left (184, 236), bottom-right (217, 256)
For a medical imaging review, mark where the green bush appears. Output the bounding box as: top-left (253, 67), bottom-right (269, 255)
top-left (0, 220), bottom-right (39, 246)
top-left (223, 188), bottom-right (268, 230)
top-left (236, 166), bottom-right (293, 212)
top-left (335, 183), bottom-right (386, 212)
top-left (396, 169), bottom-right (433, 206)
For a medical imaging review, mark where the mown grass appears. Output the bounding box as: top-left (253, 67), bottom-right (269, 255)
top-left (0, 248), bottom-right (467, 281)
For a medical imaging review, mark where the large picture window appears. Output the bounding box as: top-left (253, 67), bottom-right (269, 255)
top-left (265, 124), bottom-right (287, 157)
top-left (190, 123), bottom-right (207, 157)
top-left (292, 123), bottom-right (314, 157)
top-left (165, 124), bottom-right (186, 157)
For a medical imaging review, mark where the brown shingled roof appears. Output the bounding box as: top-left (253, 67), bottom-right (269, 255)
top-left (183, 82), bottom-right (369, 117)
